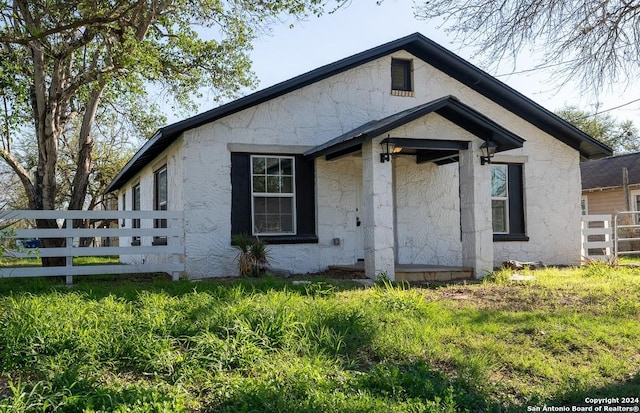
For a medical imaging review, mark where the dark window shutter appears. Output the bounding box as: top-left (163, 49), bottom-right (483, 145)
top-left (508, 164), bottom-right (525, 234)
top-left (231, 153), bottom-right (251, 235)
top-left (295, 155), bottom-right (316, 236)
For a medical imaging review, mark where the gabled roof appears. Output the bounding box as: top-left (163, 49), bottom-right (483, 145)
top-left (304, 95), bottom-right (525, 159)
top-left (581, 152), bottom-right (640, 190)
top-left (106, 32), bottom-right (612, 193)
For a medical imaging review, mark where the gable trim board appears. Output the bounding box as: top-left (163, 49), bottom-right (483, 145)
top-left (106, 33), bottom-right (610, 194)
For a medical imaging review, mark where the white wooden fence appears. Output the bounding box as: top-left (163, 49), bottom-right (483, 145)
top-left (581, 214), bottom-right (613, 260)
top-left (0, 210), bottom-right (184, 284)
top-left (614, 211), bottom-right (640, 257)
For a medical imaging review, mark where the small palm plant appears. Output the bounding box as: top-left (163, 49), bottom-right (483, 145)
top-left (232, 233), bottom-right (270, 277)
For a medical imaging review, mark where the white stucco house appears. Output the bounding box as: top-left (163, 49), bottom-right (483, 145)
top-left (106, 33), bottom-right (611, 280)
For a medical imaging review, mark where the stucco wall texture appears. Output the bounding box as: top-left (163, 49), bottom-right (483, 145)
top-left (118, 49), bottom-right (582, 278)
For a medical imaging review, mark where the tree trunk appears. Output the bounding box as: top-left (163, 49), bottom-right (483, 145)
top-left (69, 83), bottom-right (103, 211)
top-left (30, 39), bottom-right (67, 267)
top-left (36, 218), bottom-right (66, 267)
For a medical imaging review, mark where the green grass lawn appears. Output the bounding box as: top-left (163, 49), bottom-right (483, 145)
top-left (0, 265), bottom-right (639, 412)
top-left (0, 256), bottom-right (120, 268)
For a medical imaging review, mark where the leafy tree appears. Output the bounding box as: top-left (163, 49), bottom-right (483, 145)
top-left (0, 0), bottom-right (344, 263)
top-left (556, 106), bottom-right (640, 154)
top-left (0, 0), bottom-right (342, 213)
top-left (411, 0), bottom-right (640, 91)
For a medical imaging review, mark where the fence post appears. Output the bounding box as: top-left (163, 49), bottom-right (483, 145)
top-left (170, 216), bottom-right (180, 281)
top-left (65, 218), bottom-right (73, 285)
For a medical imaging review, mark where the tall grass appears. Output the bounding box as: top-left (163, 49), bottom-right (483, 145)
top-left (0, 266), bottom-right (639, 412)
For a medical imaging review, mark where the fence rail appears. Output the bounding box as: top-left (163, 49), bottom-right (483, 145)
top-left (0, 210), bottom-right (184, 283)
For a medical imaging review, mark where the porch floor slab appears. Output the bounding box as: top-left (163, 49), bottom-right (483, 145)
top-left (328, 263), bottom-right (474, 282)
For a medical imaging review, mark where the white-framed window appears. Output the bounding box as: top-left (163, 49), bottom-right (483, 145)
top-left (491, 164), bottom-right (509, 234)
top-left (250, 155), bottom-right (296, 235)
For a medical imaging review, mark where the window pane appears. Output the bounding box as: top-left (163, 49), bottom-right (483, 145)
top-left (280, 198), bottom-right (292, 213)
top-left (132, 186), bottom-right (140, 210)
top-left (155, 168), bottom-right (167, 207)
top-left (281, 214), bottom-right (293, 232)
top-left (266, 214), bottom-right (281, 232)
top-left (252, 157), bottom-right (265, 175)
top-left (491, 165), bottom-right (507, 197)
top-left (492, 200), bottom-right (507, 233)
top-left (281, 158), bottom-right (293, 176)
top-left (254, 214), bottom-right (267, 233)
top-left (266, 157), bottom-right (279, 175)
top-left (391, 59), bottom-right (411, 91)
top-left (159, 171), bottom-right (167, 203)
top-left (267, 176), bottom-right (280, 193)
top-left (281, 176), bottom-right (293, 193)
top-left (254, 197), bottom-right (266, 213)
top-left (266, 198), bottom-right (280, 213)
top-left (253, 176), bottom-right (266, 193)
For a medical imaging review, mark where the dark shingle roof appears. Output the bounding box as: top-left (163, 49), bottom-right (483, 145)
top-left (581, 152), bottom-right (640, 190)
top-left (106, 32), bottom-right (612, 193)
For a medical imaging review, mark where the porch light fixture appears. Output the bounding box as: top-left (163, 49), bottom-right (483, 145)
top-left (479, 140), bottom-right (497, 165)
top-left (380, 137), bottom-right (395, 163)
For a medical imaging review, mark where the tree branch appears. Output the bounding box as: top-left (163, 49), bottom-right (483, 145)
top-left (0, 147), bottom-right (35, 208)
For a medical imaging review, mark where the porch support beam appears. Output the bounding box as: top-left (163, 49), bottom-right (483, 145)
top-left (362, 137), bottom-right (396, 280)
top-left (416, 150), bottom-right (459, 164)
top-left (458, 143), bottom-right (494, 278)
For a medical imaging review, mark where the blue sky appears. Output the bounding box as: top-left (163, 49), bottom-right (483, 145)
top-left (174, 0), bottom-right (640, 126)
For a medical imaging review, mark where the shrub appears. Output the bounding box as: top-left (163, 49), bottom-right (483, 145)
top-left (231, 234), bottom-right (270, 277)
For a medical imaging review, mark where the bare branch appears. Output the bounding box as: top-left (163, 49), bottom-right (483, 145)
top-left (414, 0), bottom-right (640, 92)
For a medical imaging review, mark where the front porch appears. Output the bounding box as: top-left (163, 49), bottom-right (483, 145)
top-left (305, 96), bottom-right (526, 281)
top-left (328, 262), bottom-right (474, 282)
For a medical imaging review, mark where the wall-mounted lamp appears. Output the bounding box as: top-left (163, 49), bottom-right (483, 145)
top-left (380, 138), bottom-right (395, 163)
top-left (479, 140), bottom-right (497, 165)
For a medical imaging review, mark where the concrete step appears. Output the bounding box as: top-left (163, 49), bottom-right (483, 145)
top-left (328, 263), bottom-right (474, 282)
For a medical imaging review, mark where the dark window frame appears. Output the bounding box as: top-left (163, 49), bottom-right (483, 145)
top-left (121, 192), bottom-right (126, 228)
top-left (131, 183), bottom-right (141, 246)
top-left (492, 163), bottom-right (529, 242)
top-left (153, 165), bottom-right (168, 246)
top-left (391, 58), bottom-right (413, 92)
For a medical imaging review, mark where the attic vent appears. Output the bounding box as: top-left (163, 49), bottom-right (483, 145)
top-left (391, 58), bottom-right (414, 96)
top-left (391, 89), bottom-right (415, 97)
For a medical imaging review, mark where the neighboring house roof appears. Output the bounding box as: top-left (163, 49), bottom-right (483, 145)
top-left (106, 32), bottom-right (612, 193)
top-left (304, 95), bottom-right (525, 160)
top-left (581, 152), bottom-right (640, 190)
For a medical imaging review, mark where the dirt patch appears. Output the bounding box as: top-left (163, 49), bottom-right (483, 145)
top-left (0, 376), bottom-right (12, 399)
top-left (424, 284), bottom-right (601, 312)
